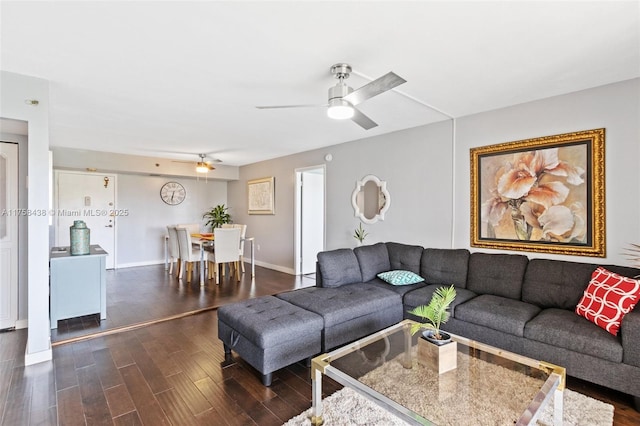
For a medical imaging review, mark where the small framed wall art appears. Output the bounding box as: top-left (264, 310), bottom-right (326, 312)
top-left (470, 128), bottom-right (605, 257)
top-left (248, 176), bottom-right (275, 215)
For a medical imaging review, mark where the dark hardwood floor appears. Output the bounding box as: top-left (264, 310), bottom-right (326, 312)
top-left (51, 264), bottom-right (315, 343)
top-left (1, 264), bottom-right (639, 425)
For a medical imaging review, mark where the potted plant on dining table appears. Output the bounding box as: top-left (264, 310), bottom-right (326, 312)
top-left (203, 204), bottom-right (232, 231)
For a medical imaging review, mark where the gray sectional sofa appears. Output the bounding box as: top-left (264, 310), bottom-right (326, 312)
top-left (218, 241), bottom-right (640, 408)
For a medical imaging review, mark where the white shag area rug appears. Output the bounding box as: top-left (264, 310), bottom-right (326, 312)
top-left (284, 386), bottom-right (613, 426)
top-left (284, 350), bottom-right (614, 426)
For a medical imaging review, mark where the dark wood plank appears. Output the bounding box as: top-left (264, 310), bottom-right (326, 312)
top-left (118, 364), bottom-right (171, 425)
top-left (92, 347), bottom-right (124, 390)
top-left (56, 386), bottom-right (85, 426)
top-left (124, 338), bottom-right (172, 394)
top-left (165, 371), bottom-right (212, 416)
top-left (154, 388), bottom-right (199, 426)
top-left (112, 410), bottom-right (143, 426)
top-left (103, 384), bottom-right (135, 418)
top-left (77, 365), bottom-right (112, 425)
top-left (194, 377), bottom-right (252, 425)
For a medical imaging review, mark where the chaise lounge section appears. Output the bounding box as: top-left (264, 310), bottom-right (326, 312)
top-left (218, 242), bottom-right (640, 409)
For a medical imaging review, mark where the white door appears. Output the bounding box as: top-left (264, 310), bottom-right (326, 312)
top-left (0, 142), bottom-right (18, 329)
top-left (56, 171), bottom-right (116, 268)
top-left (297, 167), bottom-right (325, 275)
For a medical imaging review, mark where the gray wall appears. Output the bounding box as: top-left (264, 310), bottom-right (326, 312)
top-left (115, 174), bottom-right (227, 267)
top-left (230, 78), bottom-right (639, 272)
top-left (228, 120), bottom-right (455, 272)
top-left (453, 78), bottom-right (639, 265)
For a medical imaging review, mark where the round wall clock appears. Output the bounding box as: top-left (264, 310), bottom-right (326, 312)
top-left (160, 181), bottom-right (186, 205)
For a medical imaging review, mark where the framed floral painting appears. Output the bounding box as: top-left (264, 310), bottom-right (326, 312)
top-left (470, 128), bottom-right (605, 257)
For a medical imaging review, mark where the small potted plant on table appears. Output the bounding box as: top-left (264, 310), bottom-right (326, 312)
top-left (203, 204), bottom-right (231, 231)
top-left (407, 285), bottom-right (457, 373)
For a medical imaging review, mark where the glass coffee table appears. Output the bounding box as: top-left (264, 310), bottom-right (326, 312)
top-left (310, 320), bottom-right (565, 425)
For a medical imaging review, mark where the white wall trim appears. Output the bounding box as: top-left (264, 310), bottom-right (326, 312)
top-left (253, 259), bottom-right (295, 275)
top-left (24, 346), bottom-right (52, 366)
top-left (116, 260), bottom-right (165, 269)
top-left (15, 319), bottom-right (28, 329)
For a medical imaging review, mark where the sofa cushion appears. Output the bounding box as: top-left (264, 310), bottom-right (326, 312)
top-left (403, 284), bottom-right (477, 316)
top-left (575, 266), bottom-right (640, 336)
top-left (276, 284), bottom-right (401, 328)
top-left (317, 248), bottom-right (362, 288)
top-left (386, 242), bottom-right (424, 274)
top-left (524, 308), bottom-right (623, 363)
top-left (454, 294), bottom-right (540, 337)
top-left (522, 259), bottom-right (599, 310)
top-left (466, 253), bottom-right (528, 300)
top-left (354, 243), bottom-right (391, 282)
top-left (377, 270), bottom-right (424, 286)
top-left (420, 249), bottom-right (470, 288)
top-left (217, 296), bottom-right (323, 348)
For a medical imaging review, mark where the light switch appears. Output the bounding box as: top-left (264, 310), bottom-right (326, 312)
top-left (84, 196), bottom-right (91, 206)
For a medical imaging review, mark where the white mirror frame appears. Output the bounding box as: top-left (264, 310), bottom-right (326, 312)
top-left (351, 174), bottom-right (391, 224)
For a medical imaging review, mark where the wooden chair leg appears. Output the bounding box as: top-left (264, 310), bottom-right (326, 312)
top-left (187, 263), bottom-right (192, 283)
top-left (215, 262), bottom-right (220, 284)
top-left (240, 256), bottom-right (245, 273)
top-left (176, 259), bottom-right (182, 278)
top-left (169, 258), bottom-right (173, 275)
top-left (235, 261), bottom-right (240, 282)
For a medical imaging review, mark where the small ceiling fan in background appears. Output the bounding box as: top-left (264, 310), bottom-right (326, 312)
top-left (171, 153), bottom-right (221, 173)
top-left (256, 63), bottom-right (407, 130)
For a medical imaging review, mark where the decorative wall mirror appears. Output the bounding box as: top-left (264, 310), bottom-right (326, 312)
top-left (351, 175), bottom-right (390, 224)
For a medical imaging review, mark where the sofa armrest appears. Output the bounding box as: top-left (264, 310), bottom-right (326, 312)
top-left (622, 309), bottom-right (640, 367)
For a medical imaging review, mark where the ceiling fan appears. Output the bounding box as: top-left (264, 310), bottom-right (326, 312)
top-left (171, 153), bottom-right (220, 173)
top-left (256, 63), bottom-right (407, 130)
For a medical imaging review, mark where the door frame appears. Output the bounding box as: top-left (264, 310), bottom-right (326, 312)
top-left (54, 170), bottom-right (118, 268)
top-left (294, 165), bottom-right (326, 276)
top-left (0, 142), bottom-right (19, 329)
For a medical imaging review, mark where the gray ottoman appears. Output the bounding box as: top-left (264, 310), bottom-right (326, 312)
top-left (217, 296), bottom-right (323, 386)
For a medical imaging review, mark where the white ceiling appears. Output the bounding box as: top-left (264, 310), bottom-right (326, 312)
top-left (2, 1), bottom-right (638, 166)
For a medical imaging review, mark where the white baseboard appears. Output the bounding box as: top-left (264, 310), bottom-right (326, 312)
top-left (25, 347), bottom-right (52, 366)
top-left (114, 258), bottom-right (296, 275)
top-left (15, 319), bottom-right (28, 329)
top-left (253, 260), bottom-right (295, 275)
top-left (116, 259), bottom-right (165, 269)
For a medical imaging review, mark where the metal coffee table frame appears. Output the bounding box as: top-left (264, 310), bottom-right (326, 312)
top-left (310, 320), bottom-right (565, 426)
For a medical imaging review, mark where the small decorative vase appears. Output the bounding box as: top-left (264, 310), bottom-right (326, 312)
top-left (70, 220), bottom-right (90, 255)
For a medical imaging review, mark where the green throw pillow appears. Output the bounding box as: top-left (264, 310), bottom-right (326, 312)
top-left (377, 270), bottom-right (425, 286)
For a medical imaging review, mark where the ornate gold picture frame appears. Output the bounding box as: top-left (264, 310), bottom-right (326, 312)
top-left (470, 128), bottom-right (605, 257)
top-left (248, 176), bottom-right (275, 215)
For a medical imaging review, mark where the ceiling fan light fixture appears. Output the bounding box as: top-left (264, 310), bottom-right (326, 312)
top-left (196, 162), bottom-right (209, 173)
top-left (327, 98), bottom-right (354, 120)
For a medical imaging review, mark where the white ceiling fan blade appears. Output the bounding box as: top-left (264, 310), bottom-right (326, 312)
top-left (351, 108), bottom-right (378, 130)
top-left (343, 72), bottom-right (406, 106)
top-left (256, 104), bottom-right (327, 109)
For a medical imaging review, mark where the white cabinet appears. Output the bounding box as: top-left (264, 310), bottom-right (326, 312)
top-left (50, 245), bottom-right (107, 329)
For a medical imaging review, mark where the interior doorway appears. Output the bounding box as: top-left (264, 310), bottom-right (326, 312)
top-left (0, 142), bottom-right (18, 329)
top-left (55, 171), bottom-right (117, 269)
top-left (295, 166), bottom-right (325, 275)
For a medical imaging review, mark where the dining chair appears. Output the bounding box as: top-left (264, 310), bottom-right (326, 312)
top-left (176, 227), bottom-right (202, 283)
top-left (166, 225), bottom-right (180, 277)
top-left (207, 228), bottom-right (241, 284)
top-left (222, 223), bottom-right (247, 273)
top-left (177, 223), bottom-right (201, 235)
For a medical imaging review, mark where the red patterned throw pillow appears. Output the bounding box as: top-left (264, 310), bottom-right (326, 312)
top-left (576, 267), bottom-right (640, 336)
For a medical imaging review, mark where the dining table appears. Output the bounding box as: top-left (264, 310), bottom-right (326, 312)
top-left (190, 233), bottom-right (256, 286)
